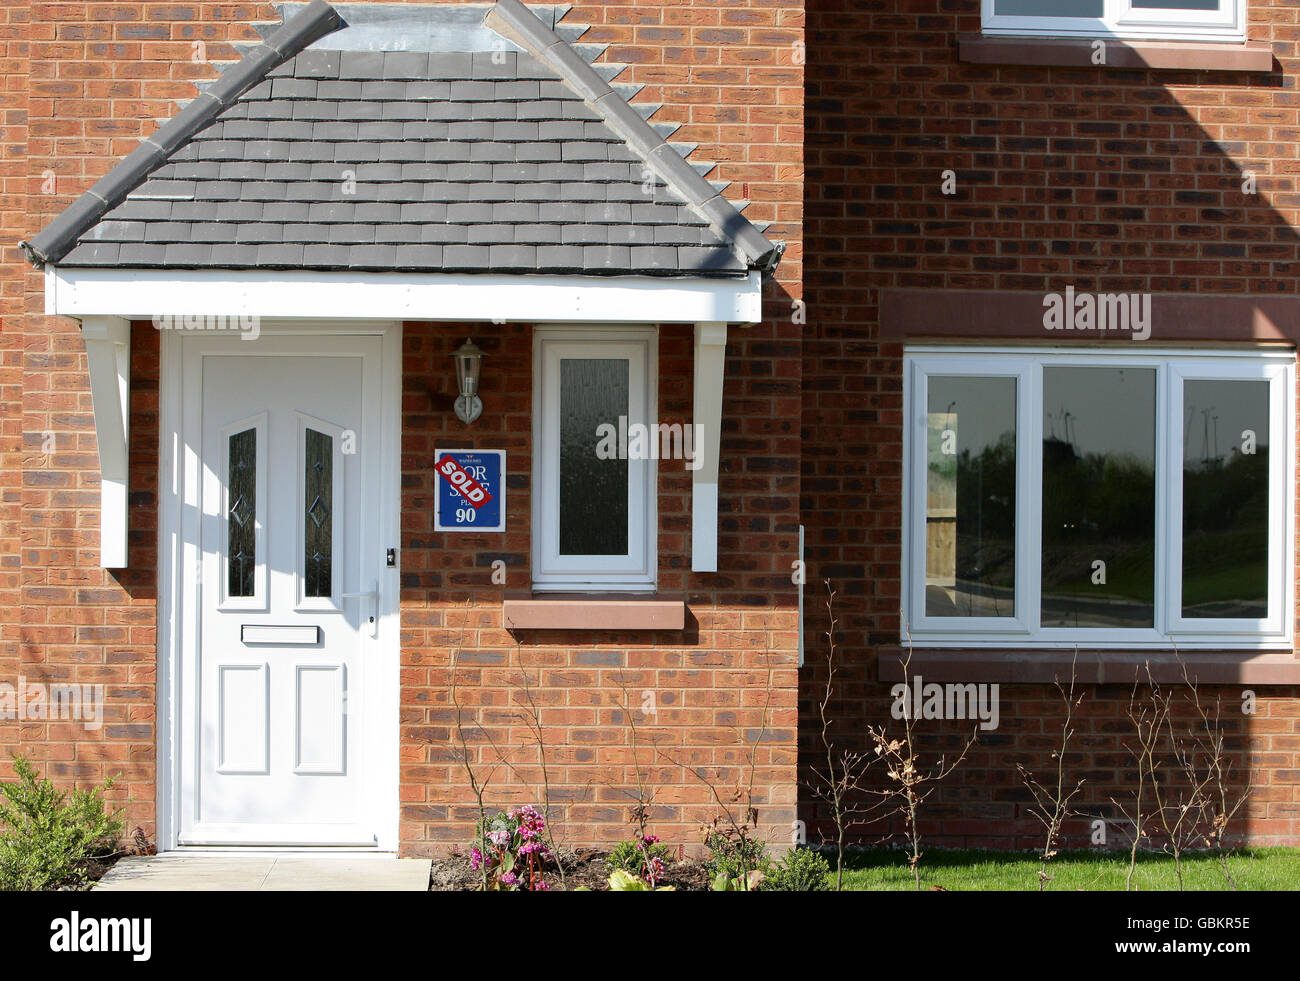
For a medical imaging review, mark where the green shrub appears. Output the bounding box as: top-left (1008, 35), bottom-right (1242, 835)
top-left (703, 828), bottom-right (772, 886)
top-left (763, 848), bottom-right (832, 891)
top-left (606, 838), bottom-right (671, 875)
top-left (0, 755), bottom-right (123, 891)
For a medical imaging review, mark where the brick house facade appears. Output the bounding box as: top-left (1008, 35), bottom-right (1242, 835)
top-left (8, 0), bottom-right (804, 855)
top-left (6, 0), bottom-right (1300, 861)
top-left (800, 0), bottom-right (1300, 848)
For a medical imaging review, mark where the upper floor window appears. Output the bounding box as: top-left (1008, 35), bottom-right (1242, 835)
top-left (532, 326), bottom-right (657, 591)
top-left (982, 0), bottom-right (1247, 42)
top-left (903, 348), bottom-right (1294, 648)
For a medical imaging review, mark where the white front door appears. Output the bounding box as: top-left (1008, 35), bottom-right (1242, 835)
top-left (176, 331), bottom-right (392, 846)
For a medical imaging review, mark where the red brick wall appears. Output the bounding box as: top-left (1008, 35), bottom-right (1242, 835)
top-left (0, 0), bottom-right (30, 783)
top-left (9, 0), bottom-right (805, 856)
top-left (399, 320), bottom-right (800, 853)
top-left (800, 0), bottom-right (1300, 848)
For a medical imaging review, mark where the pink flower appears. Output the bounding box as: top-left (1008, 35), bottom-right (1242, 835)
top-left (470, 845), bottom-right (483, 871)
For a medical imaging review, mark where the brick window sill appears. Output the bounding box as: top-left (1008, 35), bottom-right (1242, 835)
top-left (957, 35), bottom-right (1273, 72)
top-left (876, 648), bottom-right (1300, 686)
top-left (503, 593), bottom-right (686, 631)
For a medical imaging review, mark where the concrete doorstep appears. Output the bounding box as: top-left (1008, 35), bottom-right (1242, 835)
top-left (94, 854), bottom-right (432, 892)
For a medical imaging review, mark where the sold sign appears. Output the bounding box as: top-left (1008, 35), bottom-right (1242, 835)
top-left (436, 455), bottom-right (493, 510)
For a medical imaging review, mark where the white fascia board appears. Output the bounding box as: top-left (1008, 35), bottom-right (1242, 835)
top-left (45, 266), bottom-right (764, 325)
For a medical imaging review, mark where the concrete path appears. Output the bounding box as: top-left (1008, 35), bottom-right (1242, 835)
top-left (95, 854), bottom-right (432, 891)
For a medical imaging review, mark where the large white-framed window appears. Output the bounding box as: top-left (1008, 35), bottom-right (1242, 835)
top-left (982, 0), bottom-right (1247, 42)
top-left (532, 326), bottom-right (657, 591)
top-left (902, 347), bottom-right (1294, 648)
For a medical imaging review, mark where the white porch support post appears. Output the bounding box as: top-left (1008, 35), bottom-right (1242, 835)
top-left (692, 321), bottom-right (727, 573)
top-left (82, 316), bottom-right (131, 568)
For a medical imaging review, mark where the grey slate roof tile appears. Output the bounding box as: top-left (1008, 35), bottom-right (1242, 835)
top-left (608, 225), bottom-right (655, 245)
top-left (399, 202), bottom-right (447, 222)
top-left (444, 244), bottom-right (489, 267)
top-left (472, 51), bottom-right (517, 79)
top-left (262, 202), bottom-right (310, 221)
top-left (257, 243), bottom-right (305, 265)
top-left (190, 222), bottom-right (234, 242)
top-left (163, 243), bottom-right (214, 265)
top-left (382, 224), bottom-right (422, 244)
top-left (293, 49), bottom-right (341, 79)
top-left (447, 202), bottom-right (492, 223)
top-left (110, 199), bottom-right (173, 221)
top-left (583, 245), bottom-right (630, 269)
top-left (536, 245), bottom-right (582, 269)
top-left (403, 81), bottom-right (452, 101)
top-left (318, 80), bottom-right (364, 99)
top-left (630, 246), bottom-right (679, 270)
top-left (395, 244), bottom-right (444, 268)
top-left (426, 52), bottom-right (474, 80)
top-left (211, 243), bottom-right (256, 264)
top-left (339, 50), bottom-right (386, 80)
top-left (328, 223), bottom-right (375, 243)
top-left (561, 224), bottom-right (607, 245)
top-left (348, 244), bottom-right (398, 267)
top-left (489, 244), bottom-right (535, 269)
top-left (512, 224), bottom-right (553, 244)
top-left (516, 100), bottom-right (562, 120)
top-left (382, 52), bottom-right (431, 80)
top-left (30, 0), bottom-right (775, 279)
top-left (514, 143), bottom-right (561, 163)
top-left (271, 77), bottom-right (318, 99)
top-left (420, 224), bottom-right (469, 244)
top-left (354, 202), bottom-right (402, 222)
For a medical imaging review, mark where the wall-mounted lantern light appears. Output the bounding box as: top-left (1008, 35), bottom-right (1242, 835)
top-left (452, 338), bottom-right (484, 424)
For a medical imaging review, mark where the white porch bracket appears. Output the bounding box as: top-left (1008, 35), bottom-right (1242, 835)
top-left (82, 316), bottom-right (131, 568)
top-left (692, 321), bottom-right (727, 573)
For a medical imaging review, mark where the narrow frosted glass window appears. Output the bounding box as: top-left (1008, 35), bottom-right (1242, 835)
top-left (925, 377), bottom-right (1017, 618)
top-left (227, 428), bottom-right (256, 598)
top-left (1182, 380), bottom-right (1269, 619)
top-left (1041, 367), bottom-right (1156, 629)
top-left (304, 428), bottom-right (333, 598)
top-left (559, 358), bottom-right (628, 556)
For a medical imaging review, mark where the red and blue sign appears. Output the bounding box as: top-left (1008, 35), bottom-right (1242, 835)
top-left (434, 449), bottom-right (505, 532)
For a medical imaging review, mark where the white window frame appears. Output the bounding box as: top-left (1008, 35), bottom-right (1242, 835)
top-left (532, 326), bottom-right (658, 591)
top-left (902, 346), bottom-right (1294, 649)
top-left (982, 0), bottom-right (1247, 42)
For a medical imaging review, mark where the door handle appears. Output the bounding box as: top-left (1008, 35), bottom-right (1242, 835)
top-left (341, 580), bottom-right (379, 638)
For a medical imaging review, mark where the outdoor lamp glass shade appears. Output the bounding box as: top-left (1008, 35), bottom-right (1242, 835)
top-left (453, 338), bottom-right (484, 424)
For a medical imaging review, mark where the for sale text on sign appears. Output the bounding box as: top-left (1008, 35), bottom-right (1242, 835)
top-left (434, 449), bottom-right (505, 532)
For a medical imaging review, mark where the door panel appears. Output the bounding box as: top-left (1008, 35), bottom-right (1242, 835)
top-left (179, 335), bottom-right (383, 846)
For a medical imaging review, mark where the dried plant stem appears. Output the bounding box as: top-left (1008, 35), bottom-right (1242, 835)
top-left (808, 581), bottom-right (890, 890)
top-left (511, 643), bottom-right (566, 890)
top-left (1016, 652), bottom-right (1085, 891)
top-left (450, 650), bottom-right (503, 892)
top-left (877, 612), bottom-right (977, 891)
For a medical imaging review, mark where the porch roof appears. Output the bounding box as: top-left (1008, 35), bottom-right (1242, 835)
top-left (23, 0), bottom-right (782, 281)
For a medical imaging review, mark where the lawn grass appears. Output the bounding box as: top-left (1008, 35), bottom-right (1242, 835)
top-left (834, 847), bottom-right (1300, 891)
